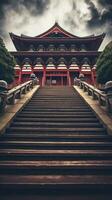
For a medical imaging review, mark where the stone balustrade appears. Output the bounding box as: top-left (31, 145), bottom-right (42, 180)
top-left (76, 80), bottom-right (112, 114)
top-left (0, 80), bottom-right (37, 114)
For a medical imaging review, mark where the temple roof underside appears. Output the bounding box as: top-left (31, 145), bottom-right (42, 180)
top-left (10, 51), bottom-right (100, 65)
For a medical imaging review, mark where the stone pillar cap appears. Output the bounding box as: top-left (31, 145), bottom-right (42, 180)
top-left (79, 73), bottom-right (85, 78)
top-left (104, 81), bottom-right (112, 90)
top-left (0, 80), bottom-right (8, 91)
top-left (30, 73), bottom-right (36, 78)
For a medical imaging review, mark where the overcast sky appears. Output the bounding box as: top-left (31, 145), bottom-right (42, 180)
top-left (0, 0), bottom-right (112, 51)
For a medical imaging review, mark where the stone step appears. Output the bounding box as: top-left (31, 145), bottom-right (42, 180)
top-left (29, 99), bottom-right (84, 102)
top-left (23, 108), bottom-right (91, 111)
top-left (27, 104), bottom-right (87, 107)
top-left (28, 99), bottom-right (86, 101)
top-left (7, 127), bottom-right (106, 134)
top-left (14, 117), bottom-right (99, 123)
top-left (0, 160), bottom-right (112, 175)
top-left (2, 173), bottom-right (112, 200)
top-left (18, 112), bottom-right (94, 117)
top-left (1, 133), bottom-right (109, 141)
top-left (0, 149), bottom-right (112, 161)
top-left (27, 99), bottom-right (86, 102)
top-left (0, 174), bottom-right (112, 194)
top-left (0, 141), bottom-right (112, 150)
top-left (11, 122), bottom-right (102, 128)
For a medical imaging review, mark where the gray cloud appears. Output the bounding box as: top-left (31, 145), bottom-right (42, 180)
top-left (85, 0), bottom-right (101, 27)
top-left (85, 0), bottom-right (112, 36)
top-left (0, 0), bottom-right (50, 16)
top-left (98, 0), bottom-right (112, 7)
top-left (0, 0), bottom-right (50, 37)
top-left (21, 0), bottom-right (50, 16)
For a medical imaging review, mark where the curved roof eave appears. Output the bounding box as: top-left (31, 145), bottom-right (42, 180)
top-left (9, 32), bottom-right (106, 41)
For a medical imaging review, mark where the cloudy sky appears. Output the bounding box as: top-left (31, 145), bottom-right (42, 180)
top-left (0, 0), bottom-right (112, 51)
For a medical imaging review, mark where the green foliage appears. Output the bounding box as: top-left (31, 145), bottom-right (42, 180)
top-left (0, 37), bottom-right (16, 84)
top-left (96, 41), bottom-right (112, 84)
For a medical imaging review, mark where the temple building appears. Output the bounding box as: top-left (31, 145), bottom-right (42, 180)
top-left (10, 22), bottom-right (105, 86)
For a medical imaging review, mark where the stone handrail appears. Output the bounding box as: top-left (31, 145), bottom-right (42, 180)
top-left (76, 80), bottom-right (112, 114)
top-left (0, 80), bottom-right (37, 114)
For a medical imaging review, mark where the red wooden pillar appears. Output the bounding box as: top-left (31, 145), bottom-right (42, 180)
top-left (19, 68), bottom-right (22, 84)
top-left (91, 68), bottom-right (95, 86)
top-left (42, 65), bottom-right (46, 86)
top-left (67, 69), bottom-right (71, 86)
top-left (79, 66), bottom-right (81, 75)
top-left (61, 76), bottom-right (63, 86)
top-left (50, 76), bottom-right (52, 86)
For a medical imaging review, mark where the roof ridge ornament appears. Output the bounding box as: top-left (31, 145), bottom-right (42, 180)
top-left (54, 20), bottom-right (59, 26)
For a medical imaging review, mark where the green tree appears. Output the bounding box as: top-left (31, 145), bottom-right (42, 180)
top-left (96, 41), bottom-right (112, 84)
top-left (0, 37), bottom-right (16, 84)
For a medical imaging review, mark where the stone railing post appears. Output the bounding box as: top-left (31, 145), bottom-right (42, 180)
top-left (83, 84), bottom-right (87, 92)
top-left (105, 93), bottom-right (112, 113)
top-left (8, 93), bottom-right (15, 104)
top-left (76, 79), bottom-right (80, 86)
top-left (0, 92), bottom-right (7, 114)
top-left (87, 87), bottom-right (90, 95)
top-left (30, 81), bottom-right (34, 89)
top-left (16, 89), bottom-right (22, 99)
top-left (80, 81), bottom-right (83, 89)
top-left (98, 94), bottom-right (103, 105)
top-left (91, 90), bottom-right (97, 100)
top-left (22, 86), bottom-right (27, 95)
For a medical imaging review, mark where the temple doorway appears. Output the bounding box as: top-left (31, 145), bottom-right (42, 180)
top-left (46, 76), bottom-right (67, 86)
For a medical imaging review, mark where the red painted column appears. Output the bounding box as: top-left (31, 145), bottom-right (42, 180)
top-left (19, 68), bottom-right (22, 84)
top-left (42, 65), bottom-right (46, 86)
top-left (91, 68), bottom-right (95, 86)
top-left (79, 66), bottom-right (81, 76)
top-left (61, 76), bottom-right (63, 86)
top-left (67, 69), bottom-right (71, 86)
top-left (50, 76), bottom-right (52, 86)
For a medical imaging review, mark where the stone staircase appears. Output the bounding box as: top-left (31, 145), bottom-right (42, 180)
top-left (0, 86), bottom-right (112, 199)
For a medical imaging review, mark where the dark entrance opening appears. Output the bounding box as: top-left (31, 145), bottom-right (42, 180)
top-left (46, 76), bottom-right (67, 86)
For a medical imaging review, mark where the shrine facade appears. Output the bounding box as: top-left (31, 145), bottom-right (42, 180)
top-left (10, 23), bottom-right (105, 86)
